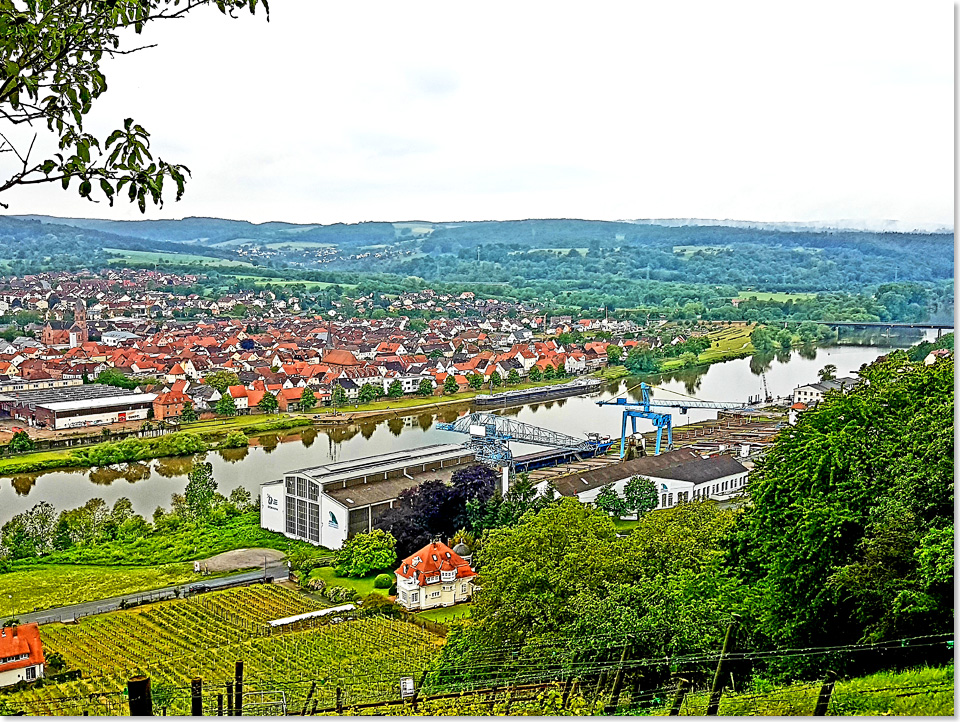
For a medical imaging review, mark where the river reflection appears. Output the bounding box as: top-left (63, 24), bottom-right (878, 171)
top-left (0, 336), bottom-right (940, 523)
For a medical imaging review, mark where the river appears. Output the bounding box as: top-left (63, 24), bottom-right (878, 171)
top-left (0, 333), bottom-right (939, 524)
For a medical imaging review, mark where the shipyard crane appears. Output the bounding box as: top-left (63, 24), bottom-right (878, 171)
top-left (598, 382), bottom-right (746, 457)
top-left (437, 412), bottom-right (605, 491)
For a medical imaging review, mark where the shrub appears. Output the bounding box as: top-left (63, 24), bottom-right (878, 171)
top-left (220, 431), bottom-right (249, 449)
top-left (308, 577), bottom-right (326, 592)
top-left (334, 529), bottom-right (397, 578)
top-left (324, 586), bottom-right (359, 604)
top-left (358, 592), bottom-right (402, 618)
top-left (9, 431), bottom-right (35, 454)
top-left (374, 573), bottom-right (393, 589)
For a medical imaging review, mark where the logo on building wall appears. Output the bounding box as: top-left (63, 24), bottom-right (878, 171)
top-left (266, 493), bottom-right (278, 511)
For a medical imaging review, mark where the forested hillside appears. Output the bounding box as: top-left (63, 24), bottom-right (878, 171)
top-left (434, 349), bottom-right (954, 684)
top-left (4, 215), bottom-right (953, 323)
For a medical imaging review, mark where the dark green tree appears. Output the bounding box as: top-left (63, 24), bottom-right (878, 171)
top-left (184, 461), bottom-right (217, 520)
top-left (204, 371), bottom-right (240, 394)
top-left (593, 485), bottom-right (628, 518)
top-left (8, 430), bottom-right (34, 453)
top-left (443, 374), bottom-right (458, 395)
top-left (215, 393), bottom-right (237, 417)
top-left (180, 400), bottom-right (198, 423)
top-left (387, 379), bottom-right (403, 398)
top-left (623, 475), bottom-right (659, 519)
top-left (299, 387), bottom-right (316, 411)
top-left (257, 391), bottom-right (278, 414)
top-left (417, 378), bottom-right (434, 396)
top-left (358, 383), bottom-right (380, 403)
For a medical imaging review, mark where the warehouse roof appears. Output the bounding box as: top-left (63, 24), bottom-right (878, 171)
top-left (0, 384), bottom-right (144, 405)
top-left (551, 449), bottom-right (747, 497)
top-left (290, 444), bottom-right (472, 488)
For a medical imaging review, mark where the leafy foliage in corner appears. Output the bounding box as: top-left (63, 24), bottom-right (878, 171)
top-left (0, 0), bottom-right (268, 209)
top-left (727, 350), bottom-right (954, 657)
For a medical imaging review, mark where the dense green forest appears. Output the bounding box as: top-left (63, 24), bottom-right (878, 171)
top-left (433, 348), bottom-right (954, 684)
top-left (3, 215), bottom-right (953, 323)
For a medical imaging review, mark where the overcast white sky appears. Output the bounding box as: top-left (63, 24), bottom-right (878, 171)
top-left (1, 0), bottom-right (954, 227)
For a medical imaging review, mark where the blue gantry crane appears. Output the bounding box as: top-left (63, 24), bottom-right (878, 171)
top-left (597, 382), bottom-right (745, 457)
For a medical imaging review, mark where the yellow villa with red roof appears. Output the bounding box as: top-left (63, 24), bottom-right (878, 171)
top-left (394, 541), bottom-right (476, 612)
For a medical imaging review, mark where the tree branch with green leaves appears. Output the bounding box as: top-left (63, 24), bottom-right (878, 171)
top-left (0, 0), bottom-right (268, 209)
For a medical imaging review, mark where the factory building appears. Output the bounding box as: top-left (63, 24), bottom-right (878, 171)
top-left (260, 444), bottom-right (476, 549)
top-left (0, 386), bottom-right (156, 429)
top-left (543, 448), bottom-right (750, 508)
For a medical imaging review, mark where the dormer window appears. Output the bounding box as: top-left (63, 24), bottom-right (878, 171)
top-left (412, 556), bottom-right (422, 566)
top-left (441, 570), bottom-right (456, 582)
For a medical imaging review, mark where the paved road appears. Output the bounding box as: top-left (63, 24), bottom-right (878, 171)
top-left (12, 562), bottom-right (290, 625)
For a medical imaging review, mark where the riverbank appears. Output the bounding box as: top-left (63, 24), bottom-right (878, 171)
top-left (0, 416), bottom-right (314, 476)
top-left (0, 343), bottom-right (909, 525)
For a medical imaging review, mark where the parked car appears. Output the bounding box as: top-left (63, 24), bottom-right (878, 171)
top-left (188, 584), bottom-right (212, 595)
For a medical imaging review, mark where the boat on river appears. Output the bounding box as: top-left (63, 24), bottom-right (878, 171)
top-left (474, 378), bottom-right (604, 408)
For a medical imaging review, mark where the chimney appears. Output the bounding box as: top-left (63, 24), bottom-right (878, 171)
top-left (11, 626), bottom-right (16, 637)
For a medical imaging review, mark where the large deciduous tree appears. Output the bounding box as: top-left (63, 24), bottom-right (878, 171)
top-left (256, 391), bottom-right (278, 414)
top-left (433, 498), bottom-right (737, 686)
top-left (184, 461), bottom-right (217, 520)
top-left (215, 393), bottom-right (237, 417)
top-left (623, 475), bottom-right (658, 519)
top-left (204, 371), bottom-right (240, 394)
top-left (335, 529), bottom-right (397, 578)
top-left (728, 350), bottom-right (954, 659)
top-left (374, 465), bottom-right (497, 557)
top-left (299, 387), bottom-right (316, 412)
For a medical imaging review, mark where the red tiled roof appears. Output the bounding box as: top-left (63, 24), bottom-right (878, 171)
top-left (395, 541), bottom-right (476, 587)
top-left (0, 623), bottom-right (45, 674)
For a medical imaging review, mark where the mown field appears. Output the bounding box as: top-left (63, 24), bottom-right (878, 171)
top-left (737, 290), bottom-right (817, 302)
top-left (0, 585), bottom-right (440, 716)
top-left (103, 248), bottom-right (257, 269)
top-left (0, 564), bottom-right (203, 618)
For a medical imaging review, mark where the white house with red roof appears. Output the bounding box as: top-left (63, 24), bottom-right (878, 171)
top-left (394, 541), bottom-right (476, 611)
top-left (0, 623), bottom-right (45, 687)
